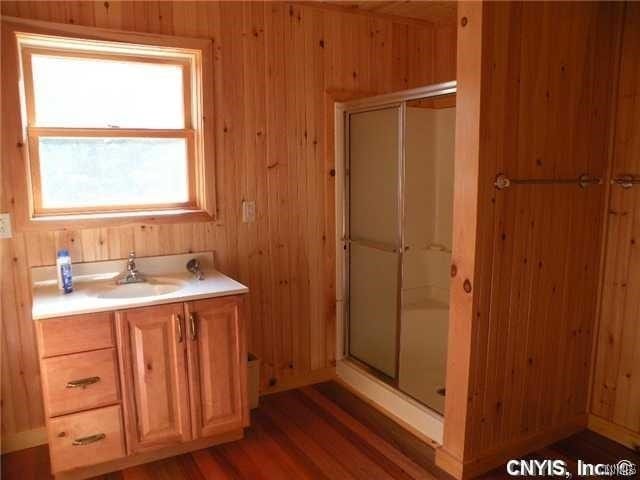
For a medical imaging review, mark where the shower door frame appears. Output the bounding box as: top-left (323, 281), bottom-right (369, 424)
top-left (338, 81), bottom-right (457, 397)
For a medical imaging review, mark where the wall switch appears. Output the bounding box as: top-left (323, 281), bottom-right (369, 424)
top-left (242, 201), bottom-right (256, 223)
top-left (0, 213), bottom-right (12, 239)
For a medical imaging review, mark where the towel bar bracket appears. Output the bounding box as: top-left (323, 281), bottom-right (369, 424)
top-left (612, 175), bottom-right (640, 189)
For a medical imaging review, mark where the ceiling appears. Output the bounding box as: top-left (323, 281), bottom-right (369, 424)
top-left (323, 1), bottom-right (458, 25)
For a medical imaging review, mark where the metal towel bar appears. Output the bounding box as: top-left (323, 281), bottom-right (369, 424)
top-left (494, 173), bottom-right (602, 190)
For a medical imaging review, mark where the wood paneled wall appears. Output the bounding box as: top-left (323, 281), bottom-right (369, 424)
top-left (591, 1), bottom-right (640, 451)
top-left (439, 2), bottom-right (622, 476)
top-left (0, 1), bottom-right (456, 445)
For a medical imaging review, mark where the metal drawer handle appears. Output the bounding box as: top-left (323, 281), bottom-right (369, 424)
top-left (189, 313), bottom-right (197, 341)
top-left (66, 376), bottom-right (101, 389)
top-left (72, 433), bottom-right (106, 446)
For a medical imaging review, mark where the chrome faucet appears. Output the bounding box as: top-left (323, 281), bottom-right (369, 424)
top-left (186, 258), bottom-right (204, 280)
top-left (115, 251), bottom-right (147, 285)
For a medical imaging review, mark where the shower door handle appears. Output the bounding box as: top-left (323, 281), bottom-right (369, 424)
top-left (348, 238), bottom-right (399, 253)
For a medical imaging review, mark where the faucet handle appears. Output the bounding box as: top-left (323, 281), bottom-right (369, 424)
top-left (186, 258), bottom-right (199, 271)
top-left (128, 251), bottom-right (136, 260)
top-left (186, 258), bottom-right (204, 280)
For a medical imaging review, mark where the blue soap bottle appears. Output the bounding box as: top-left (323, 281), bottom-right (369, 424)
top-left (56, 249), bottom-right (73, 294)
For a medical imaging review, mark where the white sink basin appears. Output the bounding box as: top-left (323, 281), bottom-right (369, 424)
top-left (91, 278), bottom-right (186, 299)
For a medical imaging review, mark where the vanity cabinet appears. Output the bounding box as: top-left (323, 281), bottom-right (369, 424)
top-left (35, 312), bottom-right (126, 474)
top-left (35, 294), bottom-right (247, 479)
top-left (41, 348), bottom-right (121, 418)
top-left (48, 405), bottom-right (126, 473)
top-left (116, 303), bottom-right (192, 452)
top-left (186, 297), bottom-right (245, 438)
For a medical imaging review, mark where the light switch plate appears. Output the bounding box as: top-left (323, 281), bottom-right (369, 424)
top-left (0, 213), bottom-right (12, 239)
top-left (242, 200), bottom-right (256, 223)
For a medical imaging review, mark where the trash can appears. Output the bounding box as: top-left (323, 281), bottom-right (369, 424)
top-left (247, 353), bottom-right (260, 409)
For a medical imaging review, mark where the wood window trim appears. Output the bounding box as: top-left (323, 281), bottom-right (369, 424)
top-left (1, 16), bottom-right (216, 231)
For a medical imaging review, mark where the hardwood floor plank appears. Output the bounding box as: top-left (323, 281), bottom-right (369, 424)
top-left (176, 453), bottom-right (208, 480)
top-left (101, 472), bottom-right (124, 480)
top-left (216, 441), bottom-right (271, 480)
top-left (120, 464), bottom-right (156, 480)
top-left (249, 410), bottom-right (327, 480)
top-left (263, 391), bottom-right (395, 479)
top-left (208, 448), bottom-right (247, 479)
top-left (578, 429), bottom-right (640, 460)
top-left (227, 427), bottom-right (302, 479)
top-left (298, 386), bottom-right (433, 480)
top-left (251, 408), bottom-right (332, 479)
top-left (312, 381), bottom-right (447, 477)
top-left (259, 394), bottom-right (358, 479)
top-left (553, 428), bottom-right (640, 466)
top-left (145, 457), bottom-right (191, 480)
top-left (2, 383), bottom-right (640, 480)
top-left (190, 449), bottom-right (237, 480)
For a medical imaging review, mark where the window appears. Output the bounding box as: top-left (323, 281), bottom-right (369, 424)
top-left (15, 30), bottom-right (214, 220)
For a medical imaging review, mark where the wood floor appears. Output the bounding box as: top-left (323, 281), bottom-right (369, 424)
top-left (2, 382), bottom-right (639, 479)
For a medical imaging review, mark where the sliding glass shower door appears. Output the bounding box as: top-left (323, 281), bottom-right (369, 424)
top-left (347, 106), bottom-right (402, 380)
top-left (343, 85), bottom-right (456, 416)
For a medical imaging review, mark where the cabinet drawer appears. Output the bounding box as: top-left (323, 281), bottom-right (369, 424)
top-left (48, 405), bottom-right (125, 473)
top-left (36, 312), bottom-right (115, 358)
top-left (42, 348), bottom-right (120, 417)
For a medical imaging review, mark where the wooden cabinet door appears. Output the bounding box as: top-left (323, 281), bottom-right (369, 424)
top-left (116, 303), bottom-right (191, 453)
top-left (185, 296), bottom-right (247, 438)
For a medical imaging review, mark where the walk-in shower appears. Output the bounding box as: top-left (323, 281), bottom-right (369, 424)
top-left (336, 82), bottom-right (456, 434)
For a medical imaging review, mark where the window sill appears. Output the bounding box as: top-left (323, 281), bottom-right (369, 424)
top-left (20, 208), bottom-right (215, 231)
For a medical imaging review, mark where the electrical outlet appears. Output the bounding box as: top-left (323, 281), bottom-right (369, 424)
top-left (242, 200), bottom-right (256, 223)
top-left (0, 213), bottom-right (12, 239)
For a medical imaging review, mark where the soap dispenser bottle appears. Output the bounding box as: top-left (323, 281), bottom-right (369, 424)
top-left (56, 249), bottom-right (73, 294)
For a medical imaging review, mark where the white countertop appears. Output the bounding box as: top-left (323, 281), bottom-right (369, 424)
top-left (31, 252), bottom-right (249, 320)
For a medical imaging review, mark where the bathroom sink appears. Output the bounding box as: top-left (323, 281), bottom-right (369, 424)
top-left (91, 278), bottom-right (186, 299)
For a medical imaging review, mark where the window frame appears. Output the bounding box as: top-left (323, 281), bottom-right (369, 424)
top-left (3, 16), bottom-right (216, 229)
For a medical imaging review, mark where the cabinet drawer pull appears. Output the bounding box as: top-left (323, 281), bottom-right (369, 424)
top-left (72, 433), bottom-right (106, 446)
top-left (65, 376), bottom-right (101, 389)
top-left (175, 314), bottom-right (183, 343)
top-left (189, 313), bottom-right (197, 340)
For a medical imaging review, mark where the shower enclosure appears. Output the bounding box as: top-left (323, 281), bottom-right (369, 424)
top-left (340, 82), bottom-right (456, 416)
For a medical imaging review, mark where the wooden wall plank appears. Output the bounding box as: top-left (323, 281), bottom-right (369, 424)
top-left (591, 1), bottom-right (640, 438)
top-left (1, 21), bottom-right (47, 438)
top-left (437, 0), bottom-right (482, 467)
top-left (0, 0), bottom-right (455, 441)
top-left (439, 1), bottom-right (622, 476)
